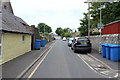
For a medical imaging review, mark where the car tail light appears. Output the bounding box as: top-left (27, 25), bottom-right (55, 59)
top-left (88, 38), bottom-right (90, 40)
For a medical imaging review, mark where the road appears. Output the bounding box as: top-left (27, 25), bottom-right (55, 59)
top-left (24, 40), bottom-right (104, 78)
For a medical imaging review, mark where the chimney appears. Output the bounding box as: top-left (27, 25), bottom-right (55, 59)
top-left (2, 0), bottom-right (14, 14)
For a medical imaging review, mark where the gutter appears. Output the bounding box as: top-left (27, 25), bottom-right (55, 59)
top-left (2, 30), bottom-right (33, 35)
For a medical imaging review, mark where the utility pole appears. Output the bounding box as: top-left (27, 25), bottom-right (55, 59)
top-left (84, 1), bottom-right (91, 38)
top-left (88, 2), bottom-right (90, 38)
top-left (99, 2), bottom-right (102, 53)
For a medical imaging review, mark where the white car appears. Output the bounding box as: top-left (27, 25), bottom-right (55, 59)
top-left (62, 37), bottom-right (67, 41)
top-left (68, 38), bottom-right (74, 47)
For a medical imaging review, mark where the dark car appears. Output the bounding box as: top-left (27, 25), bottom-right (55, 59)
top-left (71, 37), bottom-right (91, 53)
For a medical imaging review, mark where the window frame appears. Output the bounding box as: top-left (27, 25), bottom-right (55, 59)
top-left (0, 33), bottom-right (2, 58)
top-left (22, 35), bottom-right (25, 43)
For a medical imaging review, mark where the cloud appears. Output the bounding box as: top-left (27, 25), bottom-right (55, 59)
top-left (10, 0), bottom-right (88, 32)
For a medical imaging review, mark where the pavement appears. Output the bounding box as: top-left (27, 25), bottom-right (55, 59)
top-left (2, 41), bottom-right (55, 78)
top-left (1, 40), bottom-right (119, 78)
top-left (89, 50), bottom-right (120, 71)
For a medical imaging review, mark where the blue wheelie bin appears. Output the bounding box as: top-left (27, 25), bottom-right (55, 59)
top-left (41, 40), bottom-right (46, 47)
top-left (101, 44), bottom-right (108, 58)
top-left (35, 40), bottom-right (41, 50)
top-left (106, 44), bottom-right (113, 59)
top-left (109, 44), bottom-right (120, 61)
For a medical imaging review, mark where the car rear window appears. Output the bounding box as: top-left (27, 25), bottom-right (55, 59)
top-left (69, 38), bottom-right (73, 41)
top-left (78, 38), bottom-right (89, 43)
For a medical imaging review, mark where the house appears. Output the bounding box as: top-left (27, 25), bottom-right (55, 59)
top-left (102, 20), bottom-right (120, 35)
top-left (0, 1), bottom-right (32, 64)
top-left (24, 25), bottom-right (41, 50)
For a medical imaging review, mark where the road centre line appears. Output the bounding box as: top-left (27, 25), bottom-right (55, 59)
top-left (27, 41), bottom-right (57, 79)
top-left (16, 41), bottom-right (56, 79)
top-left (77, 54), bottom-right (109, 78)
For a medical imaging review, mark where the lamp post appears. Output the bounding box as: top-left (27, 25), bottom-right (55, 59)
top-left (84, 1), bottom-right (90, 38)
top-left (88, 2), bottom-right (90, 38)
top-left (99, 2), bottom-right (102, 53)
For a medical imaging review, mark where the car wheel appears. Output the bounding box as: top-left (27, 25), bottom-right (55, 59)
top-left (88, 49), bottom-right (91, 53)
top-left (74, 50), bottom-right (77, 53)
top-left (71, 47), bottom-right (73, 50)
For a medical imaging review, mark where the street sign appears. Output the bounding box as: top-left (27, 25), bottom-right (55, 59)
top-left (97, 24), bottom-right (104, 29)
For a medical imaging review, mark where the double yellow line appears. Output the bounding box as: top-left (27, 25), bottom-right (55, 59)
top-left (16, 41), bottom-right (56, 79)
top-left (27, 41), bottom-right (56, 79)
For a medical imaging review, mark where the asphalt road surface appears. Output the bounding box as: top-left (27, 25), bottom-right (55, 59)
top-left (26, 40), bottom-right (105, 78)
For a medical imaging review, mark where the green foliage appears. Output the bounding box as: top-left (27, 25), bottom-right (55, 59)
top-left (78, 13), bottom-right (88, 36)
top-left (42, 32), bottom-right (49, 36)
top-left (55, 27), bottom-right (73, 37)
top-left (63, 28), bottom-right (72, 33)
top-left (75, 35), bottom-right (80, 37)
top-left (78, 2), bottom-right (120, 36)
top-left (90, 2), bottom-right (120, 25)
top-left (55, 27), bottom-right (64, 36)
top-left (91, 32), bottom-right (100, 35)
top-left (39, 32), bottom-right (43, 34)
top-left (37, 23), bottom-right (52, 33)
top-left (63, 32), bottom-right (72, 37)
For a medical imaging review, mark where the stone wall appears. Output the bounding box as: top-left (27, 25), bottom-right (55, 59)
top-left (90, 34), bottom-right (120, 53)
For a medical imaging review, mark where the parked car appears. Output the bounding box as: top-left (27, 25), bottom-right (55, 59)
top-left (68, 38), bottom-right (74, 47)
top-left (71, 37), bottom-right (91, 53)
top-left (62, 37), bottom-right (67, 41)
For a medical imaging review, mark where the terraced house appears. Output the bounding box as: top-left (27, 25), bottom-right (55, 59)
top-left (0, 1), bottom-right (32, 64)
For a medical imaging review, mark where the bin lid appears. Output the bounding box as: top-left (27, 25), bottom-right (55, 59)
top-left (101, 44), bottom-right (108, 46)
top-left (36, 40), bottom-right (41, 42)
top-left (109, 44), bottom-right (120, 47)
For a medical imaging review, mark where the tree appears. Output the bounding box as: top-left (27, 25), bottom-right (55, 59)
top-left (90, 2), bottom-right (120, 25)
top-left (63, 27), bottom-right (72, 33)
top-left (78, 13), bottom-right (88, 36)
top-left (78, 2), bottom-right (120, 36)
top-left (55, 27), bottom-right (64, 36)
top-left (63, 32), bottom-right (72, 37)
top-left (37, 23), bottom-right (52, 33)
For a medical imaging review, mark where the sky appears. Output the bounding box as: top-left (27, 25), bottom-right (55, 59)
top-left (10, 0), bottom-right (88, 32)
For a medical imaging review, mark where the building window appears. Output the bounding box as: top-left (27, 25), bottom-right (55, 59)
top-left (22, 35), bottom-right (25, 43)
top-left (0, 33), bottom-right (2, 57)
top-left (0, 34), bottom-right (1, 44)
top-left (0, 46), bottom-right (1, 57)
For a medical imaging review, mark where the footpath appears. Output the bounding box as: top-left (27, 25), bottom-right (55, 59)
top-left (2, 41), bottom-right (55, 78)
top-left (89, 50), bottom-right (120, 71)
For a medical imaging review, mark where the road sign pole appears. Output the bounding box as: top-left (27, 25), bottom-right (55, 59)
top-left (99, 2), bottom-right (102, 54)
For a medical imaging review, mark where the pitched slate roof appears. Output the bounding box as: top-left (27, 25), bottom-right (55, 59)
top-left (0, 2), bottom-right (32, 34)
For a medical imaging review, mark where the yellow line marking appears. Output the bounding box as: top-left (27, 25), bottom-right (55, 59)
top-left (16, 47), bottom-right (49, 79)
top-left (27, 41), bottom-right (56, 79)
top-left (16, 41), bottom-right (55, 79)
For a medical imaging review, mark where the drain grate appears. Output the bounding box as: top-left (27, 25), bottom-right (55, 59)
top-left (98, 66), bottom-right (108, 69)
